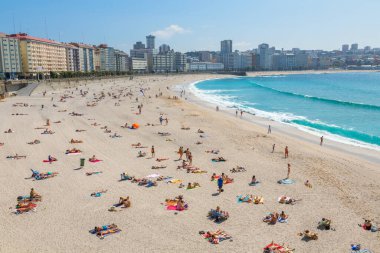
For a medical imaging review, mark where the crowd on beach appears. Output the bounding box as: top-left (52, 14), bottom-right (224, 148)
top-left (0, 76), bottom-right (378, 252)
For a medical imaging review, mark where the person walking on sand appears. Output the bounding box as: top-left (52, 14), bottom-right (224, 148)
top-left (178, 146), bottom-right (184, 160)
top-left (285, 146), bottom-right (289, 158)
top-left (216, 106), bottom-right (219, 111)
top-left (236, 110), bottom-right (238, 117)
top-left (217, 176), bottom-right (224, 194)
top-left (165, 118), bottom-right (168, 125)
top-left (240, 110), bottom-right (243, 117)
top-left (188, 152), bottom-right (193, 166)
top-left (272, 144), bottom-right (276, 153)
top-left (320, 136), bottom-right (324, 146)
top-left (268, 125), bottom-right (272, 134)
top-left (287, 163), bottom-right (291, 179)
top-left (185, 148), bottom-right (190, 161)
top-left (151, 146), bottom-right (155, 158)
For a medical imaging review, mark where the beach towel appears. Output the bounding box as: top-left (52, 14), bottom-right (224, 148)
top-left (278, 178), bottom-right (295, 184)
top-left (66, 152), bottom-right (81, 156)
top-left (146, 173), bottom-right (160, 178)
top-left (166, 203), bottom-right (188, 211)
top-left (201, 230), bottom-right (232, 244)
top-left (166, 179), bottom-right (182, 184)
top-left (236, 195), bottom-right (250, 203)
top-left (42, 160), bottom-right (57, 163)
top-left (89, 159), bottom-right (102, 163)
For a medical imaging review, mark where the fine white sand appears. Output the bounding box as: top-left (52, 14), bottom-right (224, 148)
top-left (0, 73), bottom-right (379, 253)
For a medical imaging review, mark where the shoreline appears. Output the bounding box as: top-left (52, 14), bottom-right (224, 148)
top-left (180, 71), bottom-right (380, 165)
top-left (1, 73), bottom-right (379, 252)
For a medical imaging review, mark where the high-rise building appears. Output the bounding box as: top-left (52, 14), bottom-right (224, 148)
top-left (221, 40), bottom-right (232, 54)
top-left (115, 50), bottom-right (128, 72)
top-left (351, 43), bottom-right (358, 52)
top-left (153, 51), bottom-right (175, 72)
top-left (258, 43), bottom-right (274, 70)
top-left (63, 43), bottom-right (79, 72)
top-left (342, 44), bottom-right (349, 52)
top-left (98, 44), bottom-right (116, 71)
top-left (174, 52), bottom-right (186, 72)
top-left (0, 33), bottom-right (22, 78)
top-left (70, 43), bottom-right (94, 72)
top-left (159, 44), bottom-right (171, 54)
top-left (133, 41), bottom-right (145, 50)
top-left (146, 35), bottom-right (155, 49)
top-left (8, 33), bottom-right (67, 74)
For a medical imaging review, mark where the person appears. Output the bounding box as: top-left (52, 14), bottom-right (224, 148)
top-left (268, 125), bottom-right (271, 134)
top-left (318, 218), bottom-right (331, 230)
top-left (279, 211), bottom-right (288, 221)
top-left (285, 146), bottom-right (289, 158)
top-left (119, 196), bottom-right (131, 208)
top-left (30, 188), bottom-right (41, 199)
top-left (178, 146), bottom-right (183, 160)
top-left (188, 152), bottom-right (193, 166)
top-left (216, 106), bottom-right (219, 111)
top-left (185, 148), bottom-right (190, 161)
top-left (151, 146), bottom-right (155, 158)
top-left (217, 176), bottom-right (224, 193)
top-left (272, 144), bottom-right (275, 153)
top-left (320, 136), bottom-right (324, 146)
top-left (240, 110), bottom-right (243, 117)
top-left (304, 180), bottom-right (312, 188)
top-left (363, 219), bottom-right (372, 230)
top-left (287, 163), bottom-right (291, 179)
top-left (250, 175), bottom-right (257, 185)
top-left (165, 118), bottom-right (168, 125)
top-left (159, 115), bottom-right (163, 125)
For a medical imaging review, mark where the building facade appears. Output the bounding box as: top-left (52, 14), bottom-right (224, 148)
top-left (63, 43), bottom-right (79, 72)
top-left (153, 51), bottom-right (175, 72)
top-left (99, 44), bottom-right (116, 71)
top-left (146, 35), bottom-right (155, 49)
top-left (258, 43), bottom-right (274, 70)
top-left (189, 62), bottom-right (224, 71)
top-left (8, 33), bottom-right (67, 74)
top-left (115, 50), bottom-right (128, 72)
top-left (130, 57), bottom-right (147, 72)
top-left (0, 33), bottom-right (22, 78)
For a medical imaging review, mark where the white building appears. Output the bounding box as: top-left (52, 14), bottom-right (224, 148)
top-left (130, 57), bottom-right (147, 72)
top-left (189, 62), bottom-right (224, 71)
top-left (0, 33), bottom-right (22, 78)
top-left (153, 52), bottom-right (175, 72)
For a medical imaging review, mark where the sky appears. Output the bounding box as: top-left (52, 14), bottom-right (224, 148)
top-left (1, 0), bottom-right (380, 53)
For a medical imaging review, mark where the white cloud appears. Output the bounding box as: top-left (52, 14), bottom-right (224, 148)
top-left (152, 24), bottom-right (189, 39)
top-left (234, 41), bottom-right (252, 51)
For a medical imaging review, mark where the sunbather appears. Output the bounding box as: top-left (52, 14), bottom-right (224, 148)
top-left (91, 190), bottom-right (107, 197)
top-left (70, 139), bottom-right (83, 144)
top-left (65, 148), bottom-right (81, 154)
top-left (304, 180), bottom-right (312, 188)
top-left (230, 166), bottom-right (246, 173)
top-left (4, 129), bottom-right (14, 133)
top-left (205, 149), bottom-right (219, 154)
top-left (318, 218), bottom-right (331, 230)
top-left (212, 157), bottom-right (226, 162)
top-left (278, 211), bottom-right (288, 222)
top-left (263, 212), bottom-right (279, 224)
top-left (137, 151), bottom-right (146, 157)
top-left (30, 188), bottom-right (41, 200)
top-left (156, 158), bottom-right (169, 162)
top-left (187, 182), bottom-right (200, 189)
top-left (299, 230), bottom-right (318, 240)
top-left (278, 195), bottom-right (300, 205)
top-left (208, 206), bottom-right (229, 222)
top-left (48, 155), bottom-right (57, 162)
top-left (119, 196), bottom-right (131, 208)
top-left (152, 165), bottom-right (167, 169)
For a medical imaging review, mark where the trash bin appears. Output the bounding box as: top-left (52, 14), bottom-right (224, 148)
top-left (80, 158), bottom-right (85, 167)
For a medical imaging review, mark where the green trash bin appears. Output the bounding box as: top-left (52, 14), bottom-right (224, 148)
top-left (80, 158), bottom-right (85, 167)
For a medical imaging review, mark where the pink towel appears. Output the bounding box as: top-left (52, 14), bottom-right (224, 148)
top-left (89, 159), bottom-right (102, 163)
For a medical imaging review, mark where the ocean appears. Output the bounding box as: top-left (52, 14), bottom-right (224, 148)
top-left (189, 72), bottom-right (380, 150)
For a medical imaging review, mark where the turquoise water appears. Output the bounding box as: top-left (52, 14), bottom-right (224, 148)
top-left (191, 72), bottom-right (380, 149)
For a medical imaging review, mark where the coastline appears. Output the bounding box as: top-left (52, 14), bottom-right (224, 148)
top-left (182, 70), bottom-right (380, 165)
top-left (0, 73), bottom-right (379, 252)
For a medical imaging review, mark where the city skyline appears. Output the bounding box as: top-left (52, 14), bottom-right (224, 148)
top-left (1, 0), bottom-right (380, 52)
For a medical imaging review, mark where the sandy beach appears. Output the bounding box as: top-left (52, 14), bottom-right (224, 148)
top-left (0, 72), bottom-right (379, 253)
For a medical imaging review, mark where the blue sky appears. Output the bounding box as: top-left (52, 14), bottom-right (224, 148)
top-left (1, 0), bottom-right (380, 52)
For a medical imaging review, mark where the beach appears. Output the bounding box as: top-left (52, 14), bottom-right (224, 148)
top-left (0, 72), bottom-right (379, 253)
